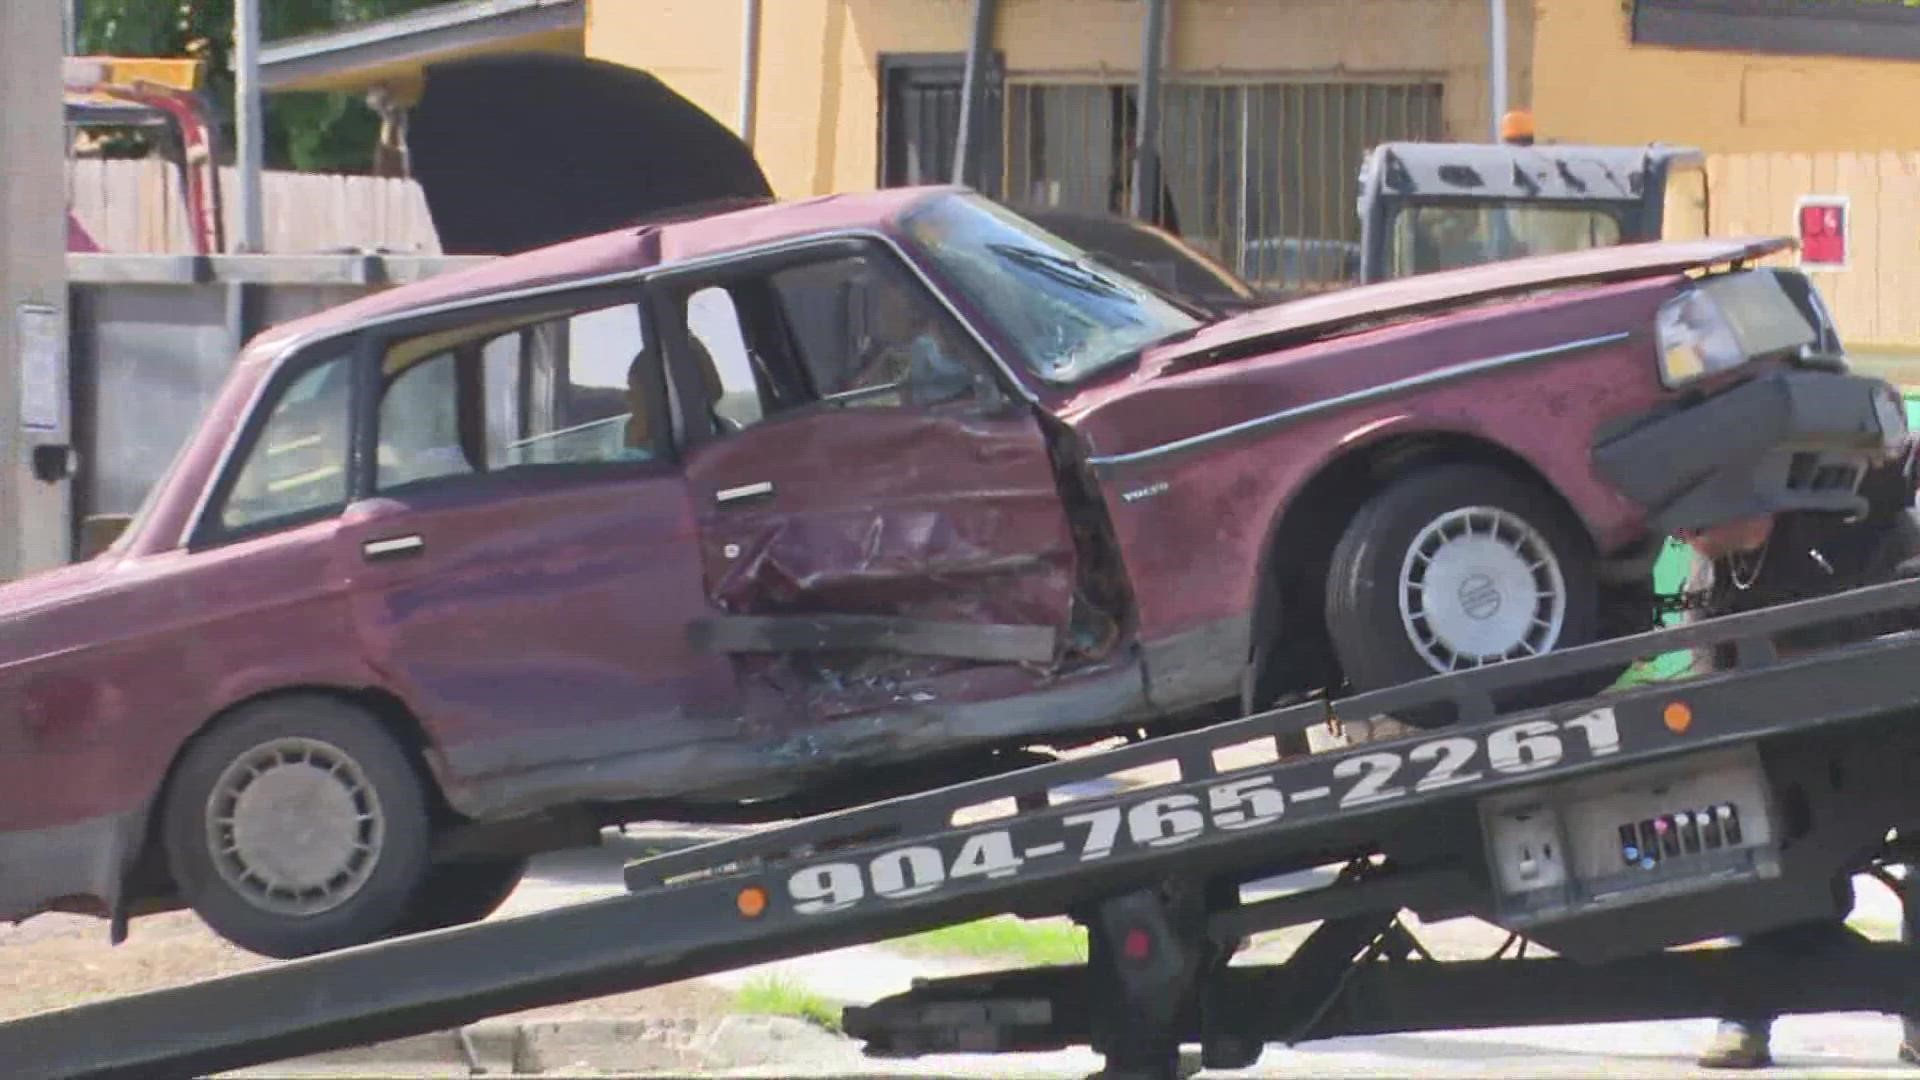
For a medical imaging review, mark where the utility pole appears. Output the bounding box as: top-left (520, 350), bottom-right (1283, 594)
top-left (1130, 0), bottom-right (1169, 224)
top-left (234, 0), bottom-right (265, 253)
top-left (952, 0), bottom-right (998, 188)
top-left (1, 3), bottom-right (71, 579)
top-left (1488, 0), bottom-right (1509, 141)
top-left (738, 0), bottom-right (762, 149)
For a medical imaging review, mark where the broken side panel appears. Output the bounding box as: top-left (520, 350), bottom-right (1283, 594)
top-left (684, 406), bottom-right (1086, 720)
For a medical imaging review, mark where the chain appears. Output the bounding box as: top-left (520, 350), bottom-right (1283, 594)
top-left (1652, 589), bottom-right (1720, 617)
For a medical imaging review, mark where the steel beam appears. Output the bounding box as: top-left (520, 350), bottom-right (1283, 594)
top-left (849, 933), bottom-right (1920, 1055)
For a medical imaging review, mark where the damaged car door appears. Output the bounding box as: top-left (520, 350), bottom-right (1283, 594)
top-left (337, 286), bottom-right (744, 812)
top-left (655, 237), bottom-right (1086, 723)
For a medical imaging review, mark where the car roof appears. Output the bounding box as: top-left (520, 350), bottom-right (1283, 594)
top-left (242, 185), bottom-right (957, 362)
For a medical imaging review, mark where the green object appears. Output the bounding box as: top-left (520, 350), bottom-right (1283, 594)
top-left (76, 0), bottom-right (462, 173)
top-left (1625, 391), bottom-right (1920, 687)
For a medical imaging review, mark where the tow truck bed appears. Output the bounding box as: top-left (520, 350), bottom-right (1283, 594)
top-left (12, 578), bottom-right (1920, 1079)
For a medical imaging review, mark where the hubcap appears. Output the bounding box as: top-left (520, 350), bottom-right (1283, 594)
top-left (205, 737), bottom-right (384, 916)
top-left (1398, 506), bottom-right (1567, 673)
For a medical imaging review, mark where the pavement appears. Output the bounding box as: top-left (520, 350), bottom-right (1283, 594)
top-left (199, 828), bottom-right (1920, 1079)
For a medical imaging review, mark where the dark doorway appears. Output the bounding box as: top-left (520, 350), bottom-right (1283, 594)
top-left (879, 52), bottom-right (1004, 195)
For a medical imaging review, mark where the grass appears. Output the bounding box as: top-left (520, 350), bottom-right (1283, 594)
top-left (889, 915), bottom-right (1088, 965)
top-left (731, 973), bottom-right (843, 1032)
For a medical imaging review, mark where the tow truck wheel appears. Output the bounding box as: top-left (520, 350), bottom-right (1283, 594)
top-left (161, 695), bottom-right (433, 959)
top-left (397, 856), bottom-right (528, 934)
top-left (1326, 465), bottom-right (1619, 724)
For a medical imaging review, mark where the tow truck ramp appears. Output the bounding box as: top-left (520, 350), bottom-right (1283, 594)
top-left (12, 579), bottom-right (1920, 1079)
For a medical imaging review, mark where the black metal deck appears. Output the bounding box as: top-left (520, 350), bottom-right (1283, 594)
top-left (10, 577), bottom-right (1920, 1080)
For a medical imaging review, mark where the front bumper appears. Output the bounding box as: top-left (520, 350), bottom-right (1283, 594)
top-left (1593, 368), bottom-right (1908, 534)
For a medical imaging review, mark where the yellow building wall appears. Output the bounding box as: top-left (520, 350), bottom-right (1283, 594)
top-left (1534, 0), bottom-right (1920, 152)
top-left (586, 0), bottom-right (1534, 199)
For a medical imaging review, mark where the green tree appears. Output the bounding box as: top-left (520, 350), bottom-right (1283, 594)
top-left (77, 0), bottom-right (461, 172)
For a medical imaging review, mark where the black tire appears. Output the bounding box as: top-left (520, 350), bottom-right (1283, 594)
top-left (161, 695), bottom-right (433, 959)
top-left (1325, 464), bottom-right (1619, 726)
top-left (396, 856), bottom-right (528, 935)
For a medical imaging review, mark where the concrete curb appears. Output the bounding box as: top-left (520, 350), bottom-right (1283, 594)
top-left (220, 1013), bottom-right (868, 1077)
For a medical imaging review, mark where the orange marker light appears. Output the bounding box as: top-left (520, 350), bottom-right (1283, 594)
top-left (1663, 701), bottom-right (1693, 733)
top-left (737, 886), bottom-right (769, 919)
top-left (1499, 109), bottom-right (1536, 145)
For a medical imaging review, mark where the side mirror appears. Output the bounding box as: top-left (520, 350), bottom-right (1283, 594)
top-left (78, 513), bottom-right (132, 561)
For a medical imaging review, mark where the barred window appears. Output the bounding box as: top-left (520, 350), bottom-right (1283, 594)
top-left (1004, 80), bottom-right (1443, 294)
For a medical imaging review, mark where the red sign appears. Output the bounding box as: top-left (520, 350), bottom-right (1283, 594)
top-left (1796, 197), bottom-right (1848, 269)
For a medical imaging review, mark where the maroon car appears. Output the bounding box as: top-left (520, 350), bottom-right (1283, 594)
top-left (0, 181), bottom-right (1903, 958)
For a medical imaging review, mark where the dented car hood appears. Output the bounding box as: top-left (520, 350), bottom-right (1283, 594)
top-left (1137, 235), bottom-right (1791, 373)
top-left (1053, 235), bottom-right (1792, 461)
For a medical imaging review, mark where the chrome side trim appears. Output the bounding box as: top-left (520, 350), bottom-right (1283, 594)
top-left (715, 480), bottom-right (774, 505)
top-left (1086, 330), bottom-right (1635, 472)
top-left (362, 535), bottom-right (425, 557)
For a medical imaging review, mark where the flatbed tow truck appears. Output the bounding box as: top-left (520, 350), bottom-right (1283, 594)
top-left (12, 575), bottom-right (1920, 1079)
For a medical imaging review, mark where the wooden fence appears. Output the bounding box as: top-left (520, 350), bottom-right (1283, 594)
top-left (1706, 151), bottom-right (1920, 362)
top-left (67, 157), bottom-right (441, 255)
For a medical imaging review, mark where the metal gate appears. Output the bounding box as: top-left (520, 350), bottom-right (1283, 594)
top-left (880, 53), bottom-right (1003, 195)
top-left (1004, 79), bottom-right (1445, 294)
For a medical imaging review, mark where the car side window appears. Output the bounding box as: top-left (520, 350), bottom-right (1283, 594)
top-left (374, 299), bottom-right (660, 491)
top-left (685, 286), bottom-right (766, 434)
top-left (378, 352), bottom-right (472, 488)
top-left (666, 250), bottom-right (992, 438)
top-left (770, 254), bottom-right (988, 409)
top-left (218, 350), bottom-right (355, 532)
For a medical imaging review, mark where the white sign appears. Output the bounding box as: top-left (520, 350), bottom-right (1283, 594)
top-left (16, 304), bottom-right (63, 433)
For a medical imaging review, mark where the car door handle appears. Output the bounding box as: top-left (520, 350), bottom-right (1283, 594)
top-left (362, 534), bottom-right (425, 560)
top-left (715, 481), bottom-right (774, 506)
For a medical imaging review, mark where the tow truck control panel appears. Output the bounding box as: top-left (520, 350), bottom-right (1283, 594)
top-left (1482, 745), bottom-right (1778, 926)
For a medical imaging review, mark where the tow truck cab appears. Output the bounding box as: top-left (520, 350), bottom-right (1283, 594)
top-left (1356, 140), bottom-right (1709, 283)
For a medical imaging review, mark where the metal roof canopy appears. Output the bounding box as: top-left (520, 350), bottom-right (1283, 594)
top-left (1364, 141), bottom-right (1707, 203)
top-left (257, 0), bottom-right (585, 95)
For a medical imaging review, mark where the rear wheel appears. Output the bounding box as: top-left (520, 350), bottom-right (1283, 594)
top-left (161, 695), bottom-right (433, 959)
top-left (397, 856), bottom-right (528, 934)
top-left (1325, 464), bottom-right (1620, 726)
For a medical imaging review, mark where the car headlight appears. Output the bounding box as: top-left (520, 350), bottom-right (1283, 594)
top-left (1654, 270), bottom-right (1819, 388)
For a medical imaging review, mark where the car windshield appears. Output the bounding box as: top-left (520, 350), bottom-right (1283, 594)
top-left (1027, 213), bottom-right (1259, 308)
top-left (900, 194), bottom-right (1200, 384)
top-left (1388, 202), bottom-right (1626, 276)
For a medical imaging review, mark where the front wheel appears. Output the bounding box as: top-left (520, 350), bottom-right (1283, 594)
top-left (161, 695), bottom-right (434, 959)
top-left (1325, 464), bottom-right (1618, 725)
